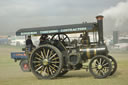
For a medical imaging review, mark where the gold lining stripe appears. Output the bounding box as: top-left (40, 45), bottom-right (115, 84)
top-left (94, 49), bottom-right (97, 56)
top-left (87, 48), bottom-right (90, 59)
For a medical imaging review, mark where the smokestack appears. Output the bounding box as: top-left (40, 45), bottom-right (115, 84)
top-left (96, 15), bottom-right (104, 45)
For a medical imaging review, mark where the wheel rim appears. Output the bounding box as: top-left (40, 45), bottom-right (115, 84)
top-left (107, 55), bottom-right (117, 76)
top-left (89, 56), bottom-right (112, 78)
top-left (51, 33), bottom-right (70, 45)
top-left (30, 46), bottom-right (62, 79)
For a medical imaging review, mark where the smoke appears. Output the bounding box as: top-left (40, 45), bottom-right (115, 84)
top-left (100, 0), bottom-right (128, 28)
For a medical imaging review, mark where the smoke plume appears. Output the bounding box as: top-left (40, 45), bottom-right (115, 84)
top-left (100, 0), bottom-right (128, 31)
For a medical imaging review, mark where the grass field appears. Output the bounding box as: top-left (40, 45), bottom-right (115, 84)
top-left (0, 45), bottom-right (128, 85)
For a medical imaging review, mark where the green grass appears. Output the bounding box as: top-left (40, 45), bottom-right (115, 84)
top-left (0, 45), bottom-right (128, 85)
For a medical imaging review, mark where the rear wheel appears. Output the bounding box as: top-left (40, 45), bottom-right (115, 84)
top-left (89, 55), bottom-right (112, 79)
top-left (107, 55), bottom-right (117, 76)
top-left (30, 44), bottom-right (63, 79)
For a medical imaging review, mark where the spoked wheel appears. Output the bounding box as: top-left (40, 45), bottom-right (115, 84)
top-left (30, 44), bottom-right (63, 79)
top-left (89, 55), bottom-right (112, 79)
top-left (58, 69), bottom-right (68, 77)
top-left (51, 33), bottom-right (70, 46)
top-left (107, 55), bottom-right (117, 76)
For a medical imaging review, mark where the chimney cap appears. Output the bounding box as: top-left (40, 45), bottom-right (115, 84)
top-left (96, 15), bottom-right (104, 20)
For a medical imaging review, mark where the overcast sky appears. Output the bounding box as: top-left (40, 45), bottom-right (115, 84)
top-left (0, 0), bottom-right (124, 35)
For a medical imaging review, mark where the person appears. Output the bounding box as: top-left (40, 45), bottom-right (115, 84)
top-left (39, 34), bottom-right (49, 45)
top-left (80, 31), bottom-right (90, 45)
top-left (26, 35), bottom-right (33, 46)
top-left (26, 35), bottom-right (35, 51)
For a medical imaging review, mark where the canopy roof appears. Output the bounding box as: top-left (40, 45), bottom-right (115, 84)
top-left (16, 22), bottom-right (97, 36)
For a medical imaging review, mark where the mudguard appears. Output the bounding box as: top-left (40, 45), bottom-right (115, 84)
top-left (11, 52), bottom-right (28, 61)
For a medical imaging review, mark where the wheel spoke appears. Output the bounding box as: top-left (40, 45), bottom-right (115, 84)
top-left (49, 53), bottom-right (57, 60)
top-left (35, 57), bottom-right (42, 61)
top-left (51, 61), bottom-right (59, 64)
top-left (52, 64), bottom-right (59, 68)
top-left (103, 67), bottom-right (108, 73)
top-left (46, 49), bottom-right (50, 58)
top-left (99, 58), bottom-right (102, 64)
top-left (96, 60), bottom-right (100, 65)
top-left (41, 51), bottom-right (45, 59)
top-left (102, 59), bottom-right (105, 65)
top-left (51, 57), bottom-right (59, 60)
top-left (63, 37), bottom-right (67, 41)
top-left (35, 64), bottom-right (41, 68)
top-left (51, 33), bottom-right (70, 46)
top-left (48, 66), bottom-right (53, 75)
top-left (99, 70), bottom-right (104, 76)
top-left (43, 48), bottom-right (46, 57)
top-left (40, 66), bottom-right (44, 74)
top-left (104, 67), bottom-right (110, 70)
top-left (33, 61), bottom-right (41, 63)
top-left (95, 60), bottom-right (99, 65)
top-left (46, 66), bottom-right (50, 75)
top-left (49, 50), bottom-right (53, 58)
top-left (102, 63), bottom-right (109, 67)
top-left (97, 70), bottom-right (100, 74)
top-left (49, 65), bottom-right (57, 72)
top-left (35, 65), bottom-right (43, 71)
top-left (35, 53), bottom-right (43, 59)
top-left (42, 67), bottom-right (48, 76)
top-left (102, 68), bottom-right (106, 72)
top-left (62, 36), bottom-right (66, 42)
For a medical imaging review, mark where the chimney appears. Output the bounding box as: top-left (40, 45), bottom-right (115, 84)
top-left (96, 15), bottom-right (104, 45)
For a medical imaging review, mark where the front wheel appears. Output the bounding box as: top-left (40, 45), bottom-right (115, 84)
top-left (30, 44), bottom-right (63, 79)
top-left (89, 55), bottom-right (112, 79)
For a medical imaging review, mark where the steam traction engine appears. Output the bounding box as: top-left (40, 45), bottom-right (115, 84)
top-left (11, 15), bottom-right (117, 79)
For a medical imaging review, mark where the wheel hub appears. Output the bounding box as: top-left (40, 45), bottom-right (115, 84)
top-left (43, 59), bottom-right (49, 65)
top-left (24, 64), bottom-right (28, 70)
top-left (97, 64), bottom-right (102, 70)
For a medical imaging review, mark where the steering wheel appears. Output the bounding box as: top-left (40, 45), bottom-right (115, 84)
top-left (51, 33), bottom-right (70, 46)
